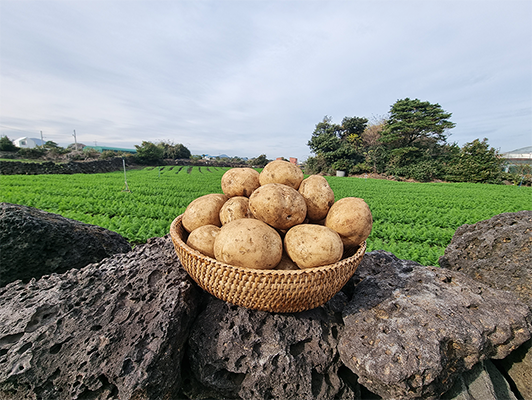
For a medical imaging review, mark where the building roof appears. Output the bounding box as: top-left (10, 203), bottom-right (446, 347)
top-left (508, 146), bottom-right (532, 153)
top-left (502, 146), bottom-right (532, 159)
top-left (83, 145), bottom-right (137, 154)
top-left (14, 137), bottom-right (45, 145)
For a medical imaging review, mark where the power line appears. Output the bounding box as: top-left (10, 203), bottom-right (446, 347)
top-left (0, 124), bottom-right (37, 134)
top-left (0, 125), bottom-right (62, 143)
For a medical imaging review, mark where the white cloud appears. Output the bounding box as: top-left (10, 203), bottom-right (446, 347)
top-left (1, 0), bottom-right (530, 159)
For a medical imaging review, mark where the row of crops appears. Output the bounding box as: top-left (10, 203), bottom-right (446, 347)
top-left (1, 166), bottom-right (530, 266)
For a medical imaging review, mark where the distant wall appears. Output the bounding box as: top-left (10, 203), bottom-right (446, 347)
top-left (0, 158), bottom-right (251, 175)
top-left (0, 158), bottom-right (125, 175)
top-left (163, 159), bottom-right (250, 168)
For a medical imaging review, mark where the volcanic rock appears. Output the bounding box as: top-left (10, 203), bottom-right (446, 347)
top-left (439, 210), bottom-right (532, 400)
top-left (438, 210), bottom-right (532, 309)
top-left (2, 205), bottom-right (532, 400)
top-left (0, 236), bottom-right (199, 400)
top-left (0, 202), bottom-right (132, 287)
top-left (494, 339), bottom-right (532, 400)
top-left (338, 251), bottom-right (532, 400)
top-left (445, 359), bottom-right (518, 400)
top-left (183, 296), bottom-right (356, 400)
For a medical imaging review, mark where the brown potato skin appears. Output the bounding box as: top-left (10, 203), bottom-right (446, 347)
top-left (221, 168), bottom-right (260, 197)
top-left (298, 175), bottom-right (335, 222)
top-left (182, 193), bottom-right (228, 232)
top-left (219, 196), bottom-right (254, 225)
top-left (325, 197), bottom-right (373, 248)
top-left (275, 251), bottom-right (300, 270)
top-left (249, 183), bottom-right (307, 230)
top-left (186, 225), bottom-right (220, 259)
top-left (284, 224), bottom-right (343, 269)
top-left (259, 160), bottom-right (304, 190)
top-left (214, 219), bottom-right (282, 270)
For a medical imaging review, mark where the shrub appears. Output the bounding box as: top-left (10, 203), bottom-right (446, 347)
top-left (304, 154), bottom-right (329, 175)
top-left (0, 136), bottom-right (18, 152)
top-left (351, 162), bottom-right (374, 175)
top-left (17, 148), bottom-right (46, 159)
top-left (134, 141), bottom-right (164, 165)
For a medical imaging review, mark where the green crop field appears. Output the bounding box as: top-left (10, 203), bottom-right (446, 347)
top-left (1, 166), bottom-right (530, 266)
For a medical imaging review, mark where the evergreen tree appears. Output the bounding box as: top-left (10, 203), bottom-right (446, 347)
top-left (447, 138), bottom-right (505, 183)
top-left (380, 98), bottom-right (455, 148)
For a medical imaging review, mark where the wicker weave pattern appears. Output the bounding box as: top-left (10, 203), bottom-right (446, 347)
top-left (170, 215), bottom-right (365, 313)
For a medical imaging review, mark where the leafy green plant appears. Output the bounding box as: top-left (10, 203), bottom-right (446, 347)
top-left (1, 168), bottom-right (530, 266)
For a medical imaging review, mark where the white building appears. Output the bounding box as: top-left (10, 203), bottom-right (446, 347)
top-left (501, 146), bottom-right (532, 172)
top-left (13, 137), bottom-right (45, 149)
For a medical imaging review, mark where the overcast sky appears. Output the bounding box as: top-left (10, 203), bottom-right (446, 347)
top-left (1, 0), bottom-right (530, 161)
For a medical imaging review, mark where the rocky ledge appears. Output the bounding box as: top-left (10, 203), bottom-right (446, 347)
top-left (0, 207), bottom-right (531, 400)
top-left (0, 203), bottom-right (132, 287)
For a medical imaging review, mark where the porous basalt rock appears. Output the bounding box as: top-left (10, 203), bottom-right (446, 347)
top-left (180, 250), bottom-right (532, 400)
top-left (0, 236), bottom-right (199, 400)
top-left (438, 211), bottom-right (532, 400)
top-left (338, 251), bottom-right (532, 400)
top-left (183, 296), bottom-right (356, 400)
top-left (494, 339), bottom-right (532, 400)
top-left (0, 203), bottom-right (132, 287)
top-left (2, 206), bottom-right (532, 400)
top-left (445, 359), bottom-right (518, 400)
top-left (438, 210), bottom-right (532, 309)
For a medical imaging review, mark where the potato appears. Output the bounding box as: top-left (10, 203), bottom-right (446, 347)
top-left (298, 175), bottom-right (335, 222)
top-left (249, 183), bottom-right (307, 230)
top-left (284, 224), bottom-right (343, 269)
top-left (221, 168), bottom-right (260, 197)
top-left (214, 218), bottom-right (282, 269)
top-left (259, 160), bottom-right (304, 190)
top-left (186, 224), bottom-right (220, 259)
top-left (325, 197), bottom-right (373, 249)
top-left (219, 196), bottom-right (254, 225)
top-left (182, 193), bottom-right (228, 232)
top-left (275, 251), bottom-right (300, 271)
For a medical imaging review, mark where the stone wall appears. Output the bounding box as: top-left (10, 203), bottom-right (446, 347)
top-left (0, 207), bottom-right (530, 400)
top-left (0, 158), bottom-right (250, 175)
top-left (0, 158), bottom-right (126, 175)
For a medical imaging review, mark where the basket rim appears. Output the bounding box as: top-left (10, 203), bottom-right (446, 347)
top-left (170, 214), bottom-right (366, 276)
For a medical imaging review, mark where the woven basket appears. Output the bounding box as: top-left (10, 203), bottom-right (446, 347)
top-left (170, 214), bottom-right (365, 313)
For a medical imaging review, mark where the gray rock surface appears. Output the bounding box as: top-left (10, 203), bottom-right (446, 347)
top-left (438, 210), bottom-right (532, 309)
top-left (338, 251), bottom-right (532, 400)
top-left (439, 210), bottom-right (532, 400)
top-left (0, 236), bottom-right (199, 400)
top-left (0, 203), bottom-right (132, 287)
top-left (182, 250), bottom-right (531, 400)
top-left (2, 206), bottom-right (531, 400)
top-left (495, 337), bottom-right (532, 400)
top-left (184, 296), bottom-right (357, 400)
top-left (445, 360), bottom-right (517, 400)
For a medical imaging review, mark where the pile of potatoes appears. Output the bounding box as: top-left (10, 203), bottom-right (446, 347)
top-left (181, 160), bottom-right (372, 270)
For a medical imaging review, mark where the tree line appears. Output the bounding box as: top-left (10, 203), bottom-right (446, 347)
top-left (0, 137), bottom-right (195, 164)
top-left (0, 136), bottom-right (272, 167)
top-left (1, 99), bottom-right (529, 184)
top-left (306, 98), bottom-right (527, 184)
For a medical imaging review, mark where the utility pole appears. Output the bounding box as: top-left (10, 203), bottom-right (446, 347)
top-left (122, 158), bottom-right (131, 192)
top-left (73, 130), bottom-right (78, 150)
